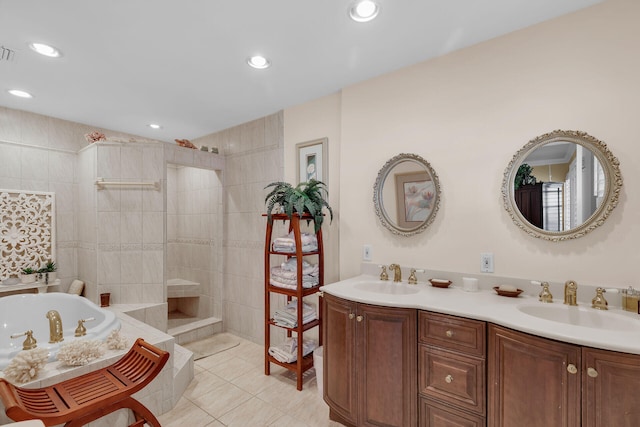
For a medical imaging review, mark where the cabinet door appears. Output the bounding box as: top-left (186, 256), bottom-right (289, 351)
top-left (488, 325), bottom-right (580, 427)
top-left (358, 303), bottom-right (417, 427)
top-left (323, 293), bottom-right (357, 425)
top-left (583, 347), bottom-right (640, 427)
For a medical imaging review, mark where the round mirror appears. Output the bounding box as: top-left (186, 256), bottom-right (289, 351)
top-left (373, 153), bottom-right (441, 236)
top-left (502, 130), bottom-right (622, 241)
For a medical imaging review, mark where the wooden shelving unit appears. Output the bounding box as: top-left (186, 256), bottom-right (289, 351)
top-left (263, 213), bottom-right (324, 390)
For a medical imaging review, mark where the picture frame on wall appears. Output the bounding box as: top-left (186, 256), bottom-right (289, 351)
top-left (395, 171), bottom-right (435, 229)
top-left (296, 138), bottom-right (328, 184)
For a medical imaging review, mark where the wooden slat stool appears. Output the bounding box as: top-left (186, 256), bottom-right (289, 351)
top-left (0, 338), bottom-right (169, 427)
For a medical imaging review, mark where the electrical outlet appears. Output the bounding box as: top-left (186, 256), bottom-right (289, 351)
top-left (363, 244), bottom-right (373, 261)
top-left (481, 253), bottom-right (494, 273)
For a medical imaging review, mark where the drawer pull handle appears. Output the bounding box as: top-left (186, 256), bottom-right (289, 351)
top-left (445, 375), bottom-right (453, 384)
top-left (349, 313), bottom-right (355, 320)
top-left (587, 367), bottom-right (598, 378)
top-left (356, 315), bottom-right (363, 322)
top-left (445, 330), bottom-right (454, 338)
top-left (567, 364), bottom-right (578, 374)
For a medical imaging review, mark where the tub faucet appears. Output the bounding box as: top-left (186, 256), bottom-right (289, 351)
top-left (564, 280), bottom-right (578, 306)
top-left (46, 310), bottom-right (64, 343)
top-left (389, 264), bottom-right (402, 283)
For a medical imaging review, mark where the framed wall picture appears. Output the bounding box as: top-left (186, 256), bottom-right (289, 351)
top-left (395, 171), bottom-right (435, 229)
top-left (296, 138), bottom-right (328, 184)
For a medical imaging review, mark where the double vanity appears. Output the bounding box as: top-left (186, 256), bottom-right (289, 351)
top-left (320, 272), bottom-right (640, 427)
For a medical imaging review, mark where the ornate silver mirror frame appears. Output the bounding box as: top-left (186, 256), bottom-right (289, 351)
top-left (373, 153), bottom-right (441, 237)
top-left (502, 130), bottom-right (622, 241)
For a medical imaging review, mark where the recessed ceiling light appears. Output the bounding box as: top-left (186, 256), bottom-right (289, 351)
top-left (349, 0), bottom-right (380, 22)
top-left (29, 42), bottom-right (61, 58)
top-left (148, 123), bottom-right (162, 129)
top-left (247, 55), bottom-right (271, 69)
top-left (8, 89), bottom-right (33, 98)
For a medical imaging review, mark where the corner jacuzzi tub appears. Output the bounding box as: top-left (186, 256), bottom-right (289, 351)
top-left (0, 293), bottom-right (121, 370)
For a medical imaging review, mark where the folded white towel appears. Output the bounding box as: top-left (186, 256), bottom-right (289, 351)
top-left (272, 232), bottom-right (318, 253)
top-left (279, 258), bottom-right (319, 275)
top-left (270, 278), bottom-right (318, 289)
top-left (273, 300), bottom-right (317, 327)
top-left (268, 337), bottom-right (317, 363)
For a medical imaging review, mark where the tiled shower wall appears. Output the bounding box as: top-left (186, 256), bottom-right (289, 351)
top-left (0, 107), bottom-right (131, 290)
top-left (166, 164), bottom-right (223, 320)
top-left (77, 142), bottom-right (166, 307)
top-left (194, 111), bottom-right (283, 344)
top-left (2, 105), bottom-right (275, 344)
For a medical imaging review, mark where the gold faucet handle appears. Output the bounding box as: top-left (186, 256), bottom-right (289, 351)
top-left (75, 317), bottom-right (95, 337)
top-left (408, 269), bottom-right (417, 285)
top-left (407, 268), bottom-right (425, 285)
top-left (592, 287), bottom-right (608, 310)
top-left (10, 330), bottom-right (38, 350)
top-left (538, 282), bottom-right (553, 303)
top-left (378, 265), bottom-right (389, 281)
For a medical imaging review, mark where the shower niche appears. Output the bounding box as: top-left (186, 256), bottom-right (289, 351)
top-left (166, 163), bottom-right (223, 338)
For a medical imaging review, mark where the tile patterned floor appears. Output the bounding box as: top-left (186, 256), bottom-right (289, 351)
top-left (159, 333), bottom-right (345, 427)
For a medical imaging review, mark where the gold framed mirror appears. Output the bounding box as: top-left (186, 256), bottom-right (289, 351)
top-left (502, 130), bottom-right (622, 241)
top-left (373, 153), bottom-right (441, 236)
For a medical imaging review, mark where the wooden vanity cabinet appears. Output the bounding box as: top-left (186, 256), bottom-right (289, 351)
top-left (582, 347), bottom-right (640, 427)
top-left (323, 293), bottom-right (417, 427)
top-left (488, 324), bottom-right (582, 427)
top-left (418, 311), bottom-right (487, 427)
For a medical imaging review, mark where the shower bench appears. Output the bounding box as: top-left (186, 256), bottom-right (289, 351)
top-left (0, 338), bottom-right (169, 427)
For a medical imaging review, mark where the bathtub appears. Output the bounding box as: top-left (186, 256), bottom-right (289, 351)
top-left (0, 293), bottom-right (121, 370)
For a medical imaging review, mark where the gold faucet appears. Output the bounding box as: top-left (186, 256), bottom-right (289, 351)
top-left (592, 287), bottom-right (608, 310)
top-left (10, 330), bottom-right (38, 350)
top-left (379, 265), bottom-right (389, 281)
top-left (388, 264), bottom-right (402, 283)
top-left (539, 282), bottom-right (553, 303)
top-left (46, 310), bottom-right (64, 343)
top-left (564, 280), bottom-right (578, 306)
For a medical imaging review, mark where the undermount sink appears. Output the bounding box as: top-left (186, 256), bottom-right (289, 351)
top-left (517, 304), bottom-right (638, 330)
top-left (354, 281), bottom-right (421, 295)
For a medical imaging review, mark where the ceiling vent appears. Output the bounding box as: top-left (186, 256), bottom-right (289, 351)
top-left (1, 45), bottom-right (17, 62)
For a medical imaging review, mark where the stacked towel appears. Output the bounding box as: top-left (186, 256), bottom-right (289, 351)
top-left (270, 258), bottom-right (319, 289)
top-left (268, 337), bottom-right (317, 364)
top-left (272, 232), bottom-right (318, 253)
top-left (273, 300), bottom-right (317, 328)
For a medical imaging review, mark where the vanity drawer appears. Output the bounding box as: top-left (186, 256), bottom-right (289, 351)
top-left (420, 397), bottom-right (486, 427)
top-left (419, 311), bottom-right (486, 356)
top-left (419, 345), bottom-right (486, 416)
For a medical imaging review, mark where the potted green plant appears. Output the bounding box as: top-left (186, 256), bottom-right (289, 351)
top-left (38, 260), bottom-right (57, 283)
top-left (514, 163), bottom-right (537, 190)
top-left (20, 267), bottom-right (37, 284)
top-left (264, 179), bottom-right (333, 232)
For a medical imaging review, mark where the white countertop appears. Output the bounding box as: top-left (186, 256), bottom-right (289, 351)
top-left (321, 274), bottom-right (640, 355)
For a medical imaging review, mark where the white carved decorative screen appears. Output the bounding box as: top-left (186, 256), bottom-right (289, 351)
top-left (0, 189), bottom-right (56, 281)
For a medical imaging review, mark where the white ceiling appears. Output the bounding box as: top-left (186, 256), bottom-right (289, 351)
top-left (0, 0), bottom-right (601, 142)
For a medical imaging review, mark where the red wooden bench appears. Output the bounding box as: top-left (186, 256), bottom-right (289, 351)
top-left (0, 338), bottom-right (170, 427)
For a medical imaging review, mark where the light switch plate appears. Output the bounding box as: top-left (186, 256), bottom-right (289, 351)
top-left (363, 244), bottom-right (373, 261)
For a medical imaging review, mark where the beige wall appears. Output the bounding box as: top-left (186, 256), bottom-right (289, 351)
top-left (531, 163), bottom-right (570, 184)
top-left (284, 0), bottom-right (639, 287)
top-left (284, 94), bottom-right (342, 284)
